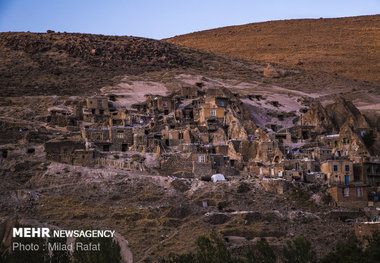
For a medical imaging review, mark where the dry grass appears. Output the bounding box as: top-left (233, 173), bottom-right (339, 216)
top-left (166, 15), bottom-right (380, 85)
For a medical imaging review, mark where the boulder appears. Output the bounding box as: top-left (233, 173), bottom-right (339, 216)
top-left (263, 64), bottom-right (282, 78)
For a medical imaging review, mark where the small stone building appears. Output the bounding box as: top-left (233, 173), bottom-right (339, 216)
top-left (180, 85), bottom-right (199, 99)
top-left (321, 160), bottom-right (354, 185)
top-left (83, 96), bottom-right (110, 122)
top-left (328, 184), bottom-right (368, 208)
top-left (354, 160), bottom-right (380, 187)
top-left (82, 127), bottom-right (133, 152)
top-left (45, 139), bottom-right (95, 166)
top-left (199, 106), bottom-right (225, 124)
top-left (161, 127), bottom-right (192, 147)
top-left (355, 222), bottom-right (380, 240)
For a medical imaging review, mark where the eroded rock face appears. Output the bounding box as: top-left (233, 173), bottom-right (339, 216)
top-left (337, 123), bottom-right (371, 159)
top-left (326, 97), bottom-right (370, 130)
top-left (226, 112), bottom-right (248, 141)
top-left (300, 102), bottom-right (336, 133)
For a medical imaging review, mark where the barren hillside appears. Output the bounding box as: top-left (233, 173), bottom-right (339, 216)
top-left (0, 32), bottom-right (205, 96)
top-left (166, 15), bottom-right (380, 85)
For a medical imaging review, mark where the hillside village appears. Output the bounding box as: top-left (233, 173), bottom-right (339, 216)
top-left (1, 27), bottom-right (380, 261)
top-left (43, 82), bottom-right (380, 212)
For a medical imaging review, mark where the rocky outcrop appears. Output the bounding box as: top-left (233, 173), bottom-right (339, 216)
top-left (0, 32), bottom-right (203, 96)
top-left (300, 101), bottom-right (336, 133)
top-left (263, 63), bottom-right (284, 78)
top-left (226, 112), bottom-right (248, 141)
top-left (337, 123), bottom-right (371, 159)
top-left (326, 97), bottom-right (370, 130)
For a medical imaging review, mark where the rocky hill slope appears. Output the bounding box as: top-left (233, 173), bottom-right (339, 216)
top-left (166, 15), bottom-right (380, 85)
top-left (0, 32), bottom-right (206, 96)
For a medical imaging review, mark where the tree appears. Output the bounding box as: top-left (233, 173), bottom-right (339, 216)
top-left (320, 237), bottom-right (365, 263)
top-left (161, 231), bottom-right (244, 263)
top-left (364, 231), bottom-right (380, 263)
top-left (247, 239), bottom-right (276, 263)
top-left (195, 231), bottom-right (238, 263)
top-left (283, 237), bottom-right (316, 263)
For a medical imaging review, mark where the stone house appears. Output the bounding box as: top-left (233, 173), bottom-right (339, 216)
top-left (82, 128), bottom-right (111, 151)
top-left (312, 147), bottom-right (333, 162)
top-left (283, 158), bottom-right (317, 174)
top-left (191, 153), bottom-right (213, 178)
top-left (319, 126), bottom-right (370, 160)
top-left (110, 127), bottom-right (134, 151)
top-left (321, 160), bottom-right (355, 185)
top-left (109, 109), bottom-right (149, 127)
top-left (180, 85), bottom-right (199, 99)
top-left (72, 149), bottom-right (96, 167)
top-left (319, 134), bottom-right (340, 149)
top-left (161, 127), bottom-right (192, 147)
top-left (273, 132), bottom-right (292, 144)
top-left (47, 107), bottom-right (77, 127)
top-left (132, 127), bottom-right (147, 152)
top-left (195, 132), bottom-right (210, 144)
top-left (328, 184), bottom-right (368, 208)
top-left (45, 139), bottom-right (95, 166)
top-left (205, 96), bottom-right (230, 108)
top-left (355, 222), bottom-right (380, 240)
top-left (199, 106), bottom-right (225, 125)
top-left (288, 125), bottom-right (316, 142)
top-left (83, 96), bottom-right (110, 122)
top-left (254, 141), bottom-right (283, 164)
top-left (215, 144), bottom-right (229, 155)
top-left (147, 95), bottom-right (176, 115)
top-left (205, 87), bottom-right (231, 97)
top-left (82, 127), bottom-right (133, 152)
top-left (175, 104), bottom-right (194, 123)
top-left (354, 160), bottom-right (380, 187)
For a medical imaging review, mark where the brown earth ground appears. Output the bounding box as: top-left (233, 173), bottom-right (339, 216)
top-left (166, 15), bottom-right (380, 85)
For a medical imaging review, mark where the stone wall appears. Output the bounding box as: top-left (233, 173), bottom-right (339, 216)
top-left (192, 161), bottom-right (213, 178)
top-left (261, 179), bottom-right (288, 194)
top-left (45, 140), bottom-right (84, 164)
top-left (328, 185), bottom-right (368, 208)
top-left (160, 155), bottom-right (193, 176)
top-left (355, 222), bottom-right (380, 240)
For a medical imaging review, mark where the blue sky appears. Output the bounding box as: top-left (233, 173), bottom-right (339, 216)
top-left (0, 0), bottom-right (379, 39)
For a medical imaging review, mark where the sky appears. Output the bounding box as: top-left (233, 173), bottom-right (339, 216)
top-left (0, 0), bottom-right (379, 39)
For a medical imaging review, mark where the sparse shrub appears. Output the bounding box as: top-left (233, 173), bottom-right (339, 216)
top-left (166, 206), bottom-right (191, 219)
top-left (205, 214), bottom-right (230, 225)
top-left (171, 179), bottom-right (190, 192)
top-left (201, 175), bottom-right (211, 182)
top-left (110, 194), bottom-right (121, 201)
top-left (320, 235), bottom-right (363, 263)
top-left (237, 182), bottom-right (250, 193)
top-left (283, 236), bottom-right (316, 263)
top-left (247, 238), bottom-right (277, 263)
top-left (73, 235), bottom-right (121, 263)
top-left (218, 201), bottom-right (228, 211)
top-left (321, 192), bottom-right (333, 205)
top-left (289, 188), bottom-right (311, 202)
